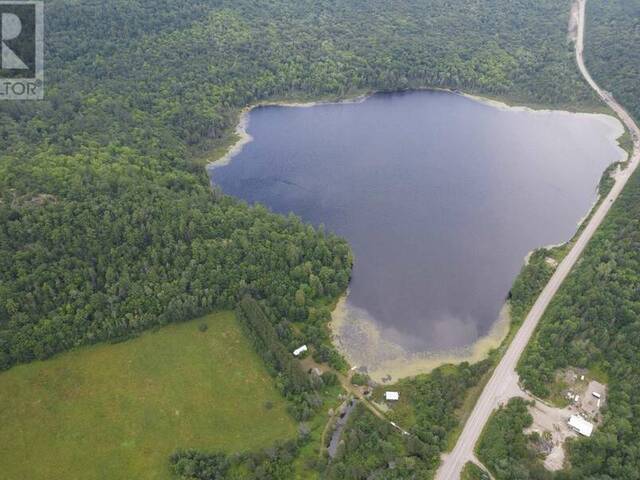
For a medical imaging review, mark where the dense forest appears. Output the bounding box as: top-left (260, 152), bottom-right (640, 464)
top-left (517, 170), bottom-right (640, 479)
top-left (395, 361), bottom-right (493, 468)
top-left (0, 0), bottom-right (602, 372)
top-left (323, 404), bottom-right (433, 479)
top-left (2, 0), bottom-right (637, 478)
top-left (586, 0), bottom-right (640, 124)
top-left (512, 2), bottom-right (640, 479)
top-left (476, 398), bottom-right (551, 480)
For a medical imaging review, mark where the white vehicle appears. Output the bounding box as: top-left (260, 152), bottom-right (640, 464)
top-left (293, 345), bottom-right (308, 356)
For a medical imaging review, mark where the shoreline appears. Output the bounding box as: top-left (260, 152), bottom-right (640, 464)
top-left (331, 234), bottom-right (571, 382)
top-left (205, 87), bottom-right (629, 382)
top-left (206, 94), bottom-right (370, 171)
top-left (329, 296), bottom-right (513, 382)
top-left (206, 87), bottom-right (627, 173)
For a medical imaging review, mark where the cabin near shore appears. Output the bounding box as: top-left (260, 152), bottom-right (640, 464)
top-left (384, 391), bottom-right (399, 401)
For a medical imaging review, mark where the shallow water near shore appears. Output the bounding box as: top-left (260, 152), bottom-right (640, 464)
top-left (209, 90), bottom-right (625, 380)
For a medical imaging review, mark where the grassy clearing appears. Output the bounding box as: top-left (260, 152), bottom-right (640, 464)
top-left (0, 312), bottom-right (296, 480)
top-left (546, 377), bottom-right (571, 408)
top-left (588, 362), bottom-right (610, 385)
top-left (462, 462), bottom-right (491, 480)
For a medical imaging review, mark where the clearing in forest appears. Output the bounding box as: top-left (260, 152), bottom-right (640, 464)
top-left (0, 311), bottom-right (296, 480)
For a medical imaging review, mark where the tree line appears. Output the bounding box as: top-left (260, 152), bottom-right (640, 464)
top-left (0, 0), bottom-right (599, 370)
top-left (513, 2), bottom-right (640, 478)
top-left (476, 398), bottom-right (551, 480)
top-left (171, 439), bottom-right (302, 480)
top-left (0, 1), bottom-right (625, 478)
top-left (236, 296), bottom-right (342, 421)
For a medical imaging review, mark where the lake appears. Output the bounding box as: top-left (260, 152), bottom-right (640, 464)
top-left (209, 91), bottom-right (625, 380)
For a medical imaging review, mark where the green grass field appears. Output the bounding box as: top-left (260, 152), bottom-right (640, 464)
top-left (0, 312), bottom-right (296, 480)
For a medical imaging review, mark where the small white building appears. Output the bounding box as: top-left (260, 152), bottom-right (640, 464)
top-left (384, 391), bottom-right (399, 401)
top-left (293, 345), bottom-right (308, 356)
top-left (592, 392), bottom-right (601, 399)
top-left (569, 415), bottom-right (594, 437)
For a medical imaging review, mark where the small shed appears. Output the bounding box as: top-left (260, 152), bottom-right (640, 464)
top-left (384, 391), bottom-right (399, 401)
top-left (293, 345), bottom-right (308, 356)
top-left (568, 415), bottom-right (593, 437)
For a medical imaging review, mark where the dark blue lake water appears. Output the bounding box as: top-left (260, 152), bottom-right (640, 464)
top-left (209, 91), bottom-right (623, 367)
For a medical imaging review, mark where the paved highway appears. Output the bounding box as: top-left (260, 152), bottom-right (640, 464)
top-left (435, 1), bottom-right (640, 478)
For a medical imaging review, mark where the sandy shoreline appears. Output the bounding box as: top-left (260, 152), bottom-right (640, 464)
top-left (207, 94), bottom-right (369, 171)
top-left (208, 88), bottom-right (627, 173)
top-left (329, 296), bottom-right (513, 382)
top-left (464, 91), bottom-right (627, 160)
top-left (206, 88), bottom-right (628, 382)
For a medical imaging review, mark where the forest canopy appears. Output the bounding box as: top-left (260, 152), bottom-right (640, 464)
top-left (0, 0), bottom-right (598, 369)
top-left (3, 0), bottom-right (640, 479)
top-left (516, 1), bottom-right (640, 478)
